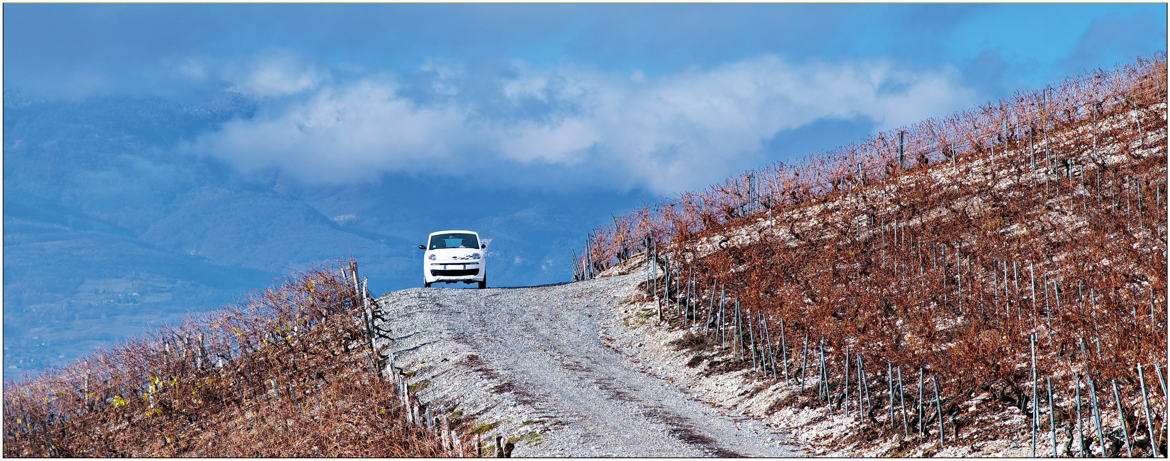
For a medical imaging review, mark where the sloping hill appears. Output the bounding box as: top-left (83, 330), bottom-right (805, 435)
top-left (4, 261), bottom-right (809, 458)
top-left (577, 56), bottom-right (1167, 456)
top-left (3, 263), bottom-right (465, 457)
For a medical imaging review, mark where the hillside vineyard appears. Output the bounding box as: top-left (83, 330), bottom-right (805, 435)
top-left (576, 56), bottom-right (1167, 456)
top-left (3, 264), bottom-right (467, 457)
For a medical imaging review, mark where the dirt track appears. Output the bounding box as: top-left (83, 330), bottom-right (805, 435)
top-left (371, 274), bottom-right (802, 457)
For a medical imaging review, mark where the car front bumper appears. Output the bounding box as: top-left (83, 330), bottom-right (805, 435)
top-left (424, 262), bottom-right (484, 283)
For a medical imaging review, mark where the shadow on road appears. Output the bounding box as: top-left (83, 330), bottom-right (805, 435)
top-left (491, 281), bottom-right (574, 289)
top-left (419, 281), bottom-right (576, 290)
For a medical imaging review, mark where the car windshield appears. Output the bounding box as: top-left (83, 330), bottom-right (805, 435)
top-left (428, 233), bottom-right (479, 250)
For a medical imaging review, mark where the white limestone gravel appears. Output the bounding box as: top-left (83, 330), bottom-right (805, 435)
top-left (371, 274), bottom-right (803, 457)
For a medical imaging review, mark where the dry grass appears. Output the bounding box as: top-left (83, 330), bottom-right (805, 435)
top-left (586, 56), bottom-right (1168, 456)
top-left (3, 262), bottom-right (470, 457)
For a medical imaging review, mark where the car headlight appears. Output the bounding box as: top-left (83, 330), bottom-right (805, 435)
top-left (428, 254), bottom-right (437, 261)
top-left (471, 253), bottom-right (481, 260)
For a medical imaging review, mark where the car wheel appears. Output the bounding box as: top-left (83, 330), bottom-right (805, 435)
top-left (477, 278), bottom-right (487, 289)
top-left (424, 281), bottom-right (432, 288)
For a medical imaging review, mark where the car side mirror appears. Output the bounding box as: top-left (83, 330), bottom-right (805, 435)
top-left (481, 243), bottom-right (487, 249)
top-left (417, 245), bottom-right (426, 250)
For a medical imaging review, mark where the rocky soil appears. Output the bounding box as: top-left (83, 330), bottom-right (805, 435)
top-left (370, 275), bottom-right (802, 457)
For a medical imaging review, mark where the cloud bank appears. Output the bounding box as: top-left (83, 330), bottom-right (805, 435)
top-left (192, 55), bottom-right (976, 195)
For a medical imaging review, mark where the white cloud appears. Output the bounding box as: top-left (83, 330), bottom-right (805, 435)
top-left (195, 79), bottom-right (469, 184)
top-left (193, 55), bottom-right (976, 195)
top-left (540, 257), bottom-right (556, 273)
top-left (178, 58), bottom-right (208, 80)
top-left (226, 51), bottom-right (324, 97)
top-left (497, 118), bottom-right (596, 164)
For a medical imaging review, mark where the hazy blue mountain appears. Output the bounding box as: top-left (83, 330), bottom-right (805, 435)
top-left (3, 206), bottom-right (277, 376)
top-left (3, 92), bottom-right (653, 378)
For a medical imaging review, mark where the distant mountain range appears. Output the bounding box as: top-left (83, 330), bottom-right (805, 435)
top-left (3, 92), bottom-right (652, 378)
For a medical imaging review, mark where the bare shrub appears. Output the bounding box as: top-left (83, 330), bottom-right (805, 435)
top-left (4, 262), bottom-right (469, 457)
top-left (584, 55), bottom-right (1167, 454)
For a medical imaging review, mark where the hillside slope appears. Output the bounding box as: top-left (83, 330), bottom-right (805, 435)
top-left (578, 56), bottom-right (1167, 456)
top-left (5, 261), bottom-right (809, 457)
top-left (3, 264), bottom-right (465, 457)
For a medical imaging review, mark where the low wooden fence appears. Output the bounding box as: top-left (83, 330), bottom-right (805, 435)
top-left (344, 261), bottom-right (515, 457)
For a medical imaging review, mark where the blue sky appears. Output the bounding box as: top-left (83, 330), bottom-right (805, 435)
top-left (1, 3), bottom-right (1165, 375)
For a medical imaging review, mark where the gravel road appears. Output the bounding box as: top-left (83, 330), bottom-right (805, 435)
top-left (371, 274), bottom-right (802, 457)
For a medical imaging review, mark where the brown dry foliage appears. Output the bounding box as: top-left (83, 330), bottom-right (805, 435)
top-left (582, 56), bottom-right (1168, 454)
top-left (3, 262), bottom-right (469, 457)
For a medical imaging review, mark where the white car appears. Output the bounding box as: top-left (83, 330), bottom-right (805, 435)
top-left (418, 230), bottom-right (487, 288)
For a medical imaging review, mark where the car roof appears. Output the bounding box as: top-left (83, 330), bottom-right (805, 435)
top-left (428, 230), bottom-right (479, 237)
